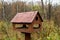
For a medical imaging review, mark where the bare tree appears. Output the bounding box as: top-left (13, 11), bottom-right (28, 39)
top-left (41, 0), bottom-right (45, 19)
top-left (1, 0), bottom-right (5, 20)
top-left (47, 0), bottom-right (52, 21)
top-left (16, 0), bottom-right (18, 13)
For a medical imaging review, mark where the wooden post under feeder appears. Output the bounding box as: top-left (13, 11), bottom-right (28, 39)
top-left (25, 33), bottom-right (31, 40)
top-left (11, 11), bottom-right (43, 40)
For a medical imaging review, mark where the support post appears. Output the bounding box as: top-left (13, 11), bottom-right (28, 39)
top-left (25, 33), bottom-right (31, 40)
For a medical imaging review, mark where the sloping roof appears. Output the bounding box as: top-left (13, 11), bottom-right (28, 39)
top-left (11, 11), bottom-right (43, 23)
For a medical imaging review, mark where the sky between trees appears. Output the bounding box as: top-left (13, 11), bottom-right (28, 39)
top-left (4, 0), bottom-right (60, 5)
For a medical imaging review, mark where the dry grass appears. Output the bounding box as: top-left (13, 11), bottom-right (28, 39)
top-left (0, 20), bottom-right (60, 40)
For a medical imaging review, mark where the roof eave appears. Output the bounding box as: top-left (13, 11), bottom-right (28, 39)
top-left (11, 22), bottom-right (32, 24)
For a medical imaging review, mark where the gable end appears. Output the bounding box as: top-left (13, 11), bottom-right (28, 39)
top-left (37, 12), bottom-right (43, 22)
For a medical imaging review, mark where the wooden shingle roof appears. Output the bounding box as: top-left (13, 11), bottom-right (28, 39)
top-left (11, 11), bottom-right (43, 23)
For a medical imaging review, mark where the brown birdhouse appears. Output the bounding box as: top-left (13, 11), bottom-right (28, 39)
top-left (11, 11), bottom-right (43, 40)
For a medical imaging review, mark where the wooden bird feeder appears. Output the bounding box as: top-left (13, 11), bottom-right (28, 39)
top-left (11, 11), bottom-right (43, 40)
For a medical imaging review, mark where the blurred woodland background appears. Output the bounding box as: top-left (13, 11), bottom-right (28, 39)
top-left (0, 0), bottom-right (60, 40)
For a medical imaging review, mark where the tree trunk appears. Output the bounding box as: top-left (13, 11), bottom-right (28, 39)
top-left (41, 0), bottom-right (45, 19)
